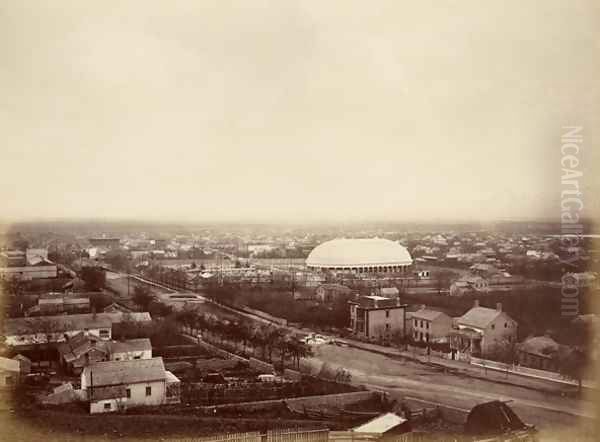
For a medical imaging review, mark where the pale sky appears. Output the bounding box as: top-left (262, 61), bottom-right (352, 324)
top-left (1, 1), bottom-right (598, 223)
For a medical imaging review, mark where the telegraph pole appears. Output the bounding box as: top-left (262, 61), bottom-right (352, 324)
top-left (127, 259), bottom-right (131, 298)
top-left (290, 256), bottom-right (295, 297)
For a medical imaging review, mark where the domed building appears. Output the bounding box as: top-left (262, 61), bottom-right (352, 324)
top-left (305, 238), bottom-right (413, 274)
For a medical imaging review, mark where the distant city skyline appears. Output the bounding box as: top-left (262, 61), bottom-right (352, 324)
top-left (1, 1), bottom-right (598, 224)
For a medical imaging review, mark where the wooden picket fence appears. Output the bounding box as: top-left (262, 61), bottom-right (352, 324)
top-left (166, 428), bottom-right (329, 442)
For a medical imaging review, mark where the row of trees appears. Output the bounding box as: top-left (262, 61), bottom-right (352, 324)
top-left (203, 286), bottom-right (354, 330)
top-left (142, 265), bottom-right (189, 289)
top-left (175, 308), bottom-right (313, 370)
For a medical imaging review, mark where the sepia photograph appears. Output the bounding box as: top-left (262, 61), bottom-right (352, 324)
top-left (0, 1), bottom-right (598, 441)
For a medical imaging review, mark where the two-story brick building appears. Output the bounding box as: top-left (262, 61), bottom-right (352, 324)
top-left (408, 306), bottom-right (453, 343)
top-left (349, 295), bottom-right (407, 343)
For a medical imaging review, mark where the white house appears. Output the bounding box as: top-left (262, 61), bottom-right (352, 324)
top-left (0, 357), bottom-right (21, 387)
top-left (81, 357), bottom-right (180, 413)
top-left (108, 338), bottom-right (152, 361)
top-left (450, 300), bottom-right (517, 359)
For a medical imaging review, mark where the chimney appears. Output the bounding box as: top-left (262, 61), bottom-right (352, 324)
top-left (396, 297), bottom-right (401, 307)
top-left (474, 299), bottom-right (480, 308)
top-left (496, 302), bottom-right (502, 312)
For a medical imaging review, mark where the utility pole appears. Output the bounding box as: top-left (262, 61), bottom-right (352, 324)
top-left (127, 259), bottom-right (130, 298)
top-left (290, 256), bottom-right (295, 297)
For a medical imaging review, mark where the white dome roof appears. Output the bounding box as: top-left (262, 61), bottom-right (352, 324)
top-left (306, 238), bottom-right (412, 268)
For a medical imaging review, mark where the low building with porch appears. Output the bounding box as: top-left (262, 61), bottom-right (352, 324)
top-left (449, 300), bottom-right (517, 360)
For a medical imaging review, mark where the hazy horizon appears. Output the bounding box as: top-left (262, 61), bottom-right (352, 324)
top-left (2, 1), bottom-right (598, 223)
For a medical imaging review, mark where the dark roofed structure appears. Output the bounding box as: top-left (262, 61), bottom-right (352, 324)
top-left (465, 401), bottom-right (534, 437)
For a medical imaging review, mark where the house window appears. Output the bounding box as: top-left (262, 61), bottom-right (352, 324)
top-left (504, 322), bottom-right (508, 328)
top-left (426, 322), bottom-right (430, 329)
top-left (420, 320), bottom-right (424, 328)
top-left (491, 324), bottom-right (495, 330)
top-left (385, 324), bottom-right (390, 330)
top-left (99, 329), bottom-right (109, 338)
top-left (146, 386), bottom-right (152, 396)
top-left (385, 310), bottom-right (390, 318)
top-left (104, 403), bottom-right (111, 410)
top-left (413, 319), bottom-right (417, 327)
top-left (126, 388), bottom-right (131, 398)
top-left (134, 355), bottom-right (141, 360)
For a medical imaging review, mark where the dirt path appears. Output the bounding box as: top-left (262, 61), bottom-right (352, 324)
top-left (306, 345), bottom-right (596, 428)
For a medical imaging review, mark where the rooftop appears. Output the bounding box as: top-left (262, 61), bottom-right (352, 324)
top-left (82, 357), bottom-right (166, 387)
top-left (352, 295), bottom-right (403, 309)
top-left (411, 309), bottom-right (447, 321)
top-left (58, 332), bottom-right (108, 363)
top-left (458, 306), bottom-right (508, 329)
top-left (352, 412), bottom-right (407, 434)
top-left (306, 238), bottom-right (412, 267)
top-left (108, 338), bottom-right (152, 354)
top-left (4, 312), bottom-right (151, 336)
top-left (0, 356), bottom-right (20, 372)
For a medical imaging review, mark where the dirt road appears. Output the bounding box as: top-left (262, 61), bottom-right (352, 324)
top-left (305, 345), bottom-right (596, 437)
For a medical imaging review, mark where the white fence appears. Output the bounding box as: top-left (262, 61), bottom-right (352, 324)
top-left (165, 428), bottom-right (329, 442)
top-left (470, 357), bottom-right (596, 388)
